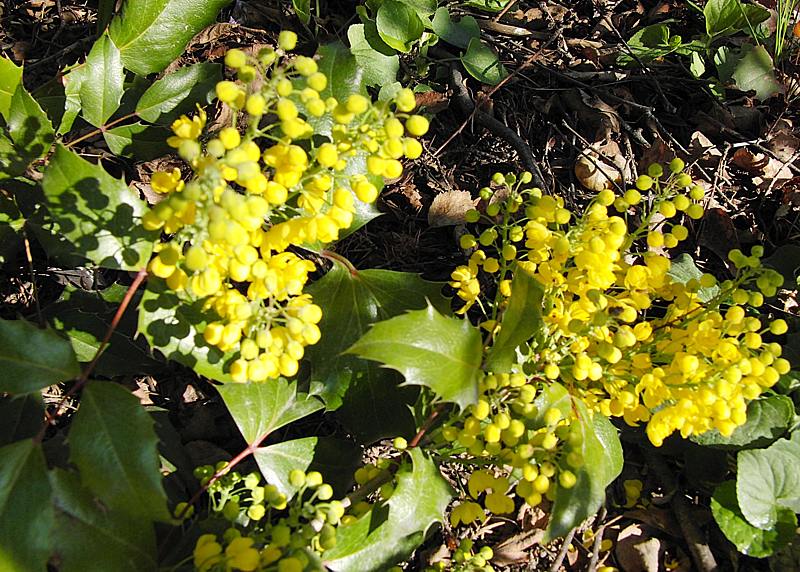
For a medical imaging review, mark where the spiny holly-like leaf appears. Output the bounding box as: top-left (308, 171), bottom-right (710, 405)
top-left (0, 439), bottom-right (53, 571)
top-left (136, 62), bottom-right (220, 123)
top-left (712, 480), bottom-right (795, 558)
top-left (348, 24), bottom-right (399, 88)
top-left (0, 56), bottom-right (23, 119)
top-left (108, 0), bottom-right (231, 75)
top-left (103, 122), bottom-right (170, 160)
top-left (138, 278), bottom-right (234, 382)
top-left (0, 318), bottom-right (80, 394)
top-left (254, 437), bottom-right (360, 499)
top-left (79, 34), bottom-right (124, 127)
top-left (68, 380), bottom-right (170, 522)
top-left (0, 394), bottom-right (44, 447)
top-left (50, 469), bottom-right (157, 571)
top-left (692, 395), bottom-right (794, 449)
top-left (218, 379), bottom-right (324, 444)
top-left (461, 38), bottom-right (507, 85)
top-left (46, 288), bottom-right (162, 377)
top-left (545, 389), bottom-right (623, 541)
top-left (7, 82), bottom-right (54, 167)
top-left (485, 264), bottom-right (543, 373)
top-left (41, 145), bottom-right (157, 270)
top-left (323, 448), bottom-right (452, 571)
top-left (306, 263), bottom-right (446, 439)
top-left (347, 305), bottom-right (482, 410)
top-left (737, 431), bottom-right (800, 530)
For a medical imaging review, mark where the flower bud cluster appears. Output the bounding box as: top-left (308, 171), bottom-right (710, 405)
top-left (143, 33), bottom-right (428, 383)
top-left (191, 464), bottom-right (345, 572)
top-left (427, 539), bottom-right (495, 571)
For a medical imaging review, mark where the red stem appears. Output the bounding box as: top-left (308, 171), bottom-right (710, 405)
top-left (34, 268), bottom-right (148, 443)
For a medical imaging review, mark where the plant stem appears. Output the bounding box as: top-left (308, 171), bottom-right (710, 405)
top-left (34, 268), bottom-right (148, 443)
top-left (64, 112), bottom-right (139, 148)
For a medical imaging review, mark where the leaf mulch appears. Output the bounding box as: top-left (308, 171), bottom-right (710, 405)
top-left (3, 0), bottom-right (800, 570)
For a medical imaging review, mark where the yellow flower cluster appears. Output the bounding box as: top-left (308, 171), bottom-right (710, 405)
top-left (442, 372), bottom-right (583, 522)
top-left (191, 464), bottom-right (344, 572)
top-left (143, 32), bottom-right (428, 383)
top-left (450, 166), bottom-right (788, 448)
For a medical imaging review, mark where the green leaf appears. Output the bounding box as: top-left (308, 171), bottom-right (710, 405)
top-left (323, 448), bottom-right (452, 571)
top-left (704, 0), bottom-right (769, 40)
top-left (348, 24), bottom-right (399, 88)
top-left (485, 264), bottom-right (543, 373)
top-left (737, 432), bottom-right (800, 530)
top-left (462, 0), bottom-right (511, 13)
top-left (0, 318), bottom-right (80, 394)
top-left (108, 0), bottom-right (231, 75)
top-left (68, 380), bottom-right (170, 522)
top-left (292, 0), bottom-right (310, 24)
top-left (41, 144), bottom-right (157, 270)
top-left (255, 438), bottom-right (319, 498)
top-left (0, 439), bottom-right (53, 571)
top-left (431, 7), bottom-right (480, 49)
top-left (50, 469), bottom-right (157, 571)
top-left (0, 394), bottom-right (44, 447)
top-left (136, 62), bottom-right (220, 123)
top-left (546, 396), bottom-right (622, 540)
top-left (397, 0), bottom-right (437, 17)
top-left (218, 379), bottom-right (324, 444)
top-left (79, 34), bottom-right (124, 127)
top-left (305, 262), bottom-right (446, 422)
top-left (0, 56), bottom-right (23, 120)
top-left (376, 0), bottom-right (424, 53)
top-left (138, 279), bottom-right (234, 381)
top-left (692, 395), bottom-right (794, 449)
top-left (667, 253), bottom-right (720, 303)
top-left (60, 65), bottom-right (86, 134)
top-left (254, 436), bottom-right (360, 499)
top-left (732, 44), bottom-right (781, 101)
top-left (347, 305), bottom-right (482, 410)
top-left (461, 38), bottom-right (507, 85)
top-left (103, 122), bottom-right (170, 160)
top-left (619, 23), bottom-right (682, 65)
top-left (712, 480), bottom-right (795, 557)
top-left (45, 288), bottom-right (162, 377)
top-left (7, 82), bottom-right (55, 166)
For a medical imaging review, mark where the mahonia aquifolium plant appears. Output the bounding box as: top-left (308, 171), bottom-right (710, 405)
top-left (440, 163), bottom-right (788, 526)
top-left (187, 465), bottom-right (346, 571)
top-left (143, 31), bottom-right (428, 382)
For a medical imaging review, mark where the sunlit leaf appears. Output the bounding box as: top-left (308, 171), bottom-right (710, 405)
top-left (461, 38), bottom-right (507, 85)
top-left (737, 432), bottom-right (800, 530)
top-left (485, 264), bottom-right (543, 373)
top-left (712, 480), bottom-right (795, 557)
top-left (323, 448), bottom-right (452, 571)
top-left (79, 34), bottom-right (124, 127)
top-left (347, 305), bottom-right (482, 410)
top-left (218, 379), bottom-right (324, 444)
top-left (109, 0), bottom-right (231, 75)
top-left (135, 62), bottom-right (220, 123)
top-left (41, 145), bottom-right (157, 270)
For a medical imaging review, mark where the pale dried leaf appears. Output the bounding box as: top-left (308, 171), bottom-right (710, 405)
top-left (428, 190), bottom-right (478, 227)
